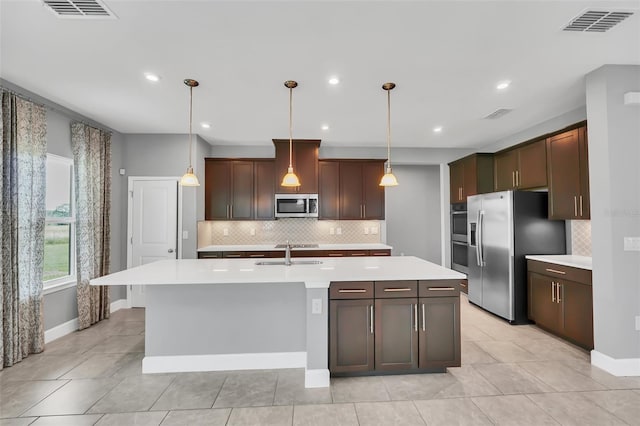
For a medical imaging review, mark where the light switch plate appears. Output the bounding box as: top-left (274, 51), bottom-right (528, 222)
top-left (311, 298), bottom-right (322, 314)
top-left (636, 316), bottom-right (640, 331)
top-left (336, 228), bottom-right (342, 235)
top-left (223, 228), bottom-right (229, 236)
top-left (182, 230), bottom-right (188, 239)
top-left (623, 237), bottom-right (640, 251)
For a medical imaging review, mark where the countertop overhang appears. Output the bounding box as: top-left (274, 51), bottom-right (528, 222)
top-left (91, 256), bottom-right (464, 289)
top-left (525, 254), bottom-right (592, 270)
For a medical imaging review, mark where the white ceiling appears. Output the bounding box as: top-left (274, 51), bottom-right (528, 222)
top-left (1, 0), bottom-right (639, 149)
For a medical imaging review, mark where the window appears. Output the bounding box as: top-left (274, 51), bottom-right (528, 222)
top-left (44, 154), bottom-right (76, 289)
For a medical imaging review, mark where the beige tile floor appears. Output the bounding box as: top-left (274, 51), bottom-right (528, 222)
top-left (1, 294), bottom-right (639, 425)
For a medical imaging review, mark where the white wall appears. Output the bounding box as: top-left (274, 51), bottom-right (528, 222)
top-left (586, 65), bottom-right (640, 368)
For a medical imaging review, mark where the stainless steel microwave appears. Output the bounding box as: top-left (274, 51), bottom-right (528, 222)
top-left (275, 194), bottom-right (319, 218)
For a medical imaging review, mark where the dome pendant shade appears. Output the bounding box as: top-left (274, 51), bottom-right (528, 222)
top-left (380, 82), bottom-right (399, 187)
top-left (281, 80), bottom-right (301, 188)
top-left (180, 78), bottom-right (200, 187)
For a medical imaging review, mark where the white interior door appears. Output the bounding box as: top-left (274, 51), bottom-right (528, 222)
top-left (128, 178), bottom-right (179, 307)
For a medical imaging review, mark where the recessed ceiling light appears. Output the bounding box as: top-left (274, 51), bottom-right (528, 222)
top-left (201, 123), bottom-right (211, 129)
top-left (321, 124), bottom-right (330, 131)
top-left (496, 80), bottom-right (511, 90)
top-left (144, 72), bottom-right (160, 82)
top-left (328, 77), bottom-right (340, 85)
top-left (433, 126), bottom-right (443, 133)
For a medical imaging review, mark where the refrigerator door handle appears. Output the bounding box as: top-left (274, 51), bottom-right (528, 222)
top-left (478, 210), bottom-right (485, 266)
top-left (474, 210), bottom-right (482, 267)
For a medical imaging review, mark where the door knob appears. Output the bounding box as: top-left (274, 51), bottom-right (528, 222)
top-left (168, 248), bottom-right (174, 253)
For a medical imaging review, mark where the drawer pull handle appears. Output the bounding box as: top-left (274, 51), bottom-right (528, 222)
top-left (338, 289), bottom-right (368, 293)
top-left (384, 288), bottom-right (412, 292)
top-left (226, 254), bottom-right (242, 258)
top-left (350, 253), bottom-right (367, 256)
top-left (249, 254), bottom-right (265, 258)
top-left (329, 253), bottom-right (344, 257)
top-left (545, 268), bottom-right (566, 275)
top-left (372, 252), bottom-right (389, 256)
top-left (427, 287), bottom-right (456, 291)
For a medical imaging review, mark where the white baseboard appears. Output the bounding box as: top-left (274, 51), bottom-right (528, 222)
top-left (44, 317), bottom-right (79, 344)
top-left (305, 368), bottom-right (330, 388)
top-left (110, 298), bottom-right (128, 313)
top-left (591, 350), bottom-right (640, 376)
top-left (142, 352), bottom-right (307, 374)
top-left (44, 298), bottom-right (129, 344)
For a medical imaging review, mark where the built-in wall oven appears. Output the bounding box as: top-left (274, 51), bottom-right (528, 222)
top-left (451, 203), bottom-right (468, 274)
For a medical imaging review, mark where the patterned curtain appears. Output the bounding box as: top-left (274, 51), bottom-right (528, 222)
top-left (71, 123), bottom-right (111, 330)
top-left (0, 90), bottom-right (47, 370)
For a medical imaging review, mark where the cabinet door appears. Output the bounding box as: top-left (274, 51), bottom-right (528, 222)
top-left (528, 272), bottom-right (559, 332)
top-left (419, 297), bottom-right (460, 369)
top-left (319, 161), bottom-right (340, 219)
top-left (205, 160), bottom-right (231, 220)
top-left (578, 126), bottom-right (590, 219)
top-left (547, 129), bottom-right (582, 219)
top-left (329, 299), bottom-right (375, 373)
top-left (339, 162), bottom-right (364, 219)
top-left (255, 160), bottom-right (275, 220)
top-left (518, 139), bottom-right (547, 189)
top-left (374, 298), bottom-right (418, 371)
top-left (494, 150), bottom-right (518, 191)
top-left (560, 280), bottom-right (593, 349)
top-left (449, 162), bottom-right (464, 203)
top-left (462, 156), bottom-right (478, 198)
top-left (362, 161), bottom-right (385, 219)
top-left (274, 140), bottom-right (319, 194)
top-left (230, 161), bottom-right (254, 220)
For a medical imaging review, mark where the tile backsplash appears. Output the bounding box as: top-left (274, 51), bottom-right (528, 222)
top-left (198, 219), bottom-right (384, 247)
top-left (570, 220), bottom-right (592, 256)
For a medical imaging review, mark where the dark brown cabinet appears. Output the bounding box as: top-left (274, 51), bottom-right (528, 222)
top-left (329, 279), bottom-right (460, 376)
top-left (527, 260), bottom-right (593, 349)
top-left (339, 160), bottom-right (386, 220)
top-left (198, 249), bottom-right (389, 259)
top-left (318, 160), bottom-right (340, 219)
top-left (205, 159), bottom-right (254, 220)
top-left (273, 139), bottom-right (320, 194)
top-left (448, 154), bottom-right (494, 203)
top-left (494, 139), bottom-right (547, 191)
top-left (546, 125), bottom-right (590, 219)
top-left (254, 160), bottom-right (276, 220)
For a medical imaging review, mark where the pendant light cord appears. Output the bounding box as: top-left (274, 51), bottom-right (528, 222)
top-left (188, 85), bottom-right (193, 169)
top-left (387, 87), bottom-right (391, 167)
top-left (289, 86), bottom-right (293, 169)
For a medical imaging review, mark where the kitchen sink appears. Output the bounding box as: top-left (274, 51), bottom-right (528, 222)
top-left (255, 260), bottom-right (323, 266)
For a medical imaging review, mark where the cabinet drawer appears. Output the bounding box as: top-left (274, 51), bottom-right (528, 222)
top-left (330, 281), bottom-right (374, 299)
top-left (419, 280), bottom-right (459, 297)
top-left (370, 250), bottom-right (391, 256)
top-left (198, 251), bottom-right (222, 259)
top-left (222, 251), bottom-right (245, 258)
top-left (375, 281), bottom-right (418, 298)
top-left (527, 260), bottom-right (591, 285)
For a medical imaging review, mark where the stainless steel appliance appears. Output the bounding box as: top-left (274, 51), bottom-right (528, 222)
top-left (450, 203), bottom-right (468, 274)
top-left (275, 194), bottom-right (319, 218)
top-left (467, 190), bottom-right (565, 323)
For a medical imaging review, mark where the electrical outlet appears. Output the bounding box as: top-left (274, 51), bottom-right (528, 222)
top-left (312, 298), bottom-right (322, 314)
top-left (250, 228), bottom-right (255, 236)
top-left (182, 230), bottom-right (188, 239)
top-left (371, 227), bottom-right (378, 235)
top-left (364, 227), bottom-right (369, 235)
top-left (223, 228), bottom-right (229, 236)
top-left (623, 237), bottom-right (640, 251)
top-left (330, 227), bottom-right (335, 235)
top-left (636, 316), bottom-right (640, 331)
top-left (336, 227), bottom-right (342, 235)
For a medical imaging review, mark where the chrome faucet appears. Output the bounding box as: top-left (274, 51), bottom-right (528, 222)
top-left (284, 240), bottom-right (292, 266)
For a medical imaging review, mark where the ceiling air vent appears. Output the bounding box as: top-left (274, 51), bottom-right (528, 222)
top-left (42, 0), bottom-right (116, 19)
top-left (484, 109), bottom-right (513, 120)
top-left (563, 10), bottom-right (634, 32)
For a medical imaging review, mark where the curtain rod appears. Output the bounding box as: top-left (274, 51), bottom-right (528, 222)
top-left (0, 84), bottom-right (113, 135)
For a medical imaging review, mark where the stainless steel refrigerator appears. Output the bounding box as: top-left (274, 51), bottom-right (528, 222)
top-left (467, 190), bottom-right (565, 323)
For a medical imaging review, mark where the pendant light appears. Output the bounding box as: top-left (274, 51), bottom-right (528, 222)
top-left (180, 79), bottom-right (200, 187)
top-left (281, 80), bottom-right (301, 187)
top-left (380, 82), bottom-right (399, 187)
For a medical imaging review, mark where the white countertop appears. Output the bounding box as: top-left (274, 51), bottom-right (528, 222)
top-left (525, 255), bottom-right (592, 270)
top-left (197, 243), bottom-right (393, 252)
top-left (91, 256), bottom-right (464, 289)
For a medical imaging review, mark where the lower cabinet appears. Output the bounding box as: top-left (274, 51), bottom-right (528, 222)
top-left (527, 260), bottom-right (593, 350)
top-left (329, 279), bottom-right (460, 375)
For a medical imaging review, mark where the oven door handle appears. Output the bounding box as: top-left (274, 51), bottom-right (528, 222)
top-left (452, 241), bottom-right (467, 246)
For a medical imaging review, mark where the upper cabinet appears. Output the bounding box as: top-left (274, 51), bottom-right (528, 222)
top-left (494, 139), bottom-right (547, 191)
top-left (339, 160), bottom-right (386, 220)
top-left (273, 139), bottom-right (320, 194)
top-left (318, 160), bottom-right (340, 220)
top-left (546, 124), bottom-right (590, 220)
top-left (205, 159), bottom-right (276, 221)
top-left (448, 154), bottom-right (494, 203)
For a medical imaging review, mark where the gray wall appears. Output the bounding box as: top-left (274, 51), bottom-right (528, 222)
top-left (586, 65), bottom-right (640, 360)
top-left (121, 133), bottom-right (206, 259)
top-left (385, 165), bottom-right (442, 262)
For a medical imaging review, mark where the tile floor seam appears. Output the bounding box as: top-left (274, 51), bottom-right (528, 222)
top-left (569, 389), bottom-right (636, 426)
top-left (15, 379), bottom-right (70, 419)
top-left (147, 374), bottom-right (179, 412)
top-left (467, 396), bottom-right (498, 425)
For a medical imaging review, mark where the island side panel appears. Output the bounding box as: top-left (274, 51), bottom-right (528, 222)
top-left (305, 287), bottom-right (330, 387)
top-left (144, 283), bottom-right (306, 372)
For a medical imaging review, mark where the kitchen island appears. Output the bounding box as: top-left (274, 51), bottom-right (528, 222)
top-left (90, 256), bottom-right (464, 388)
